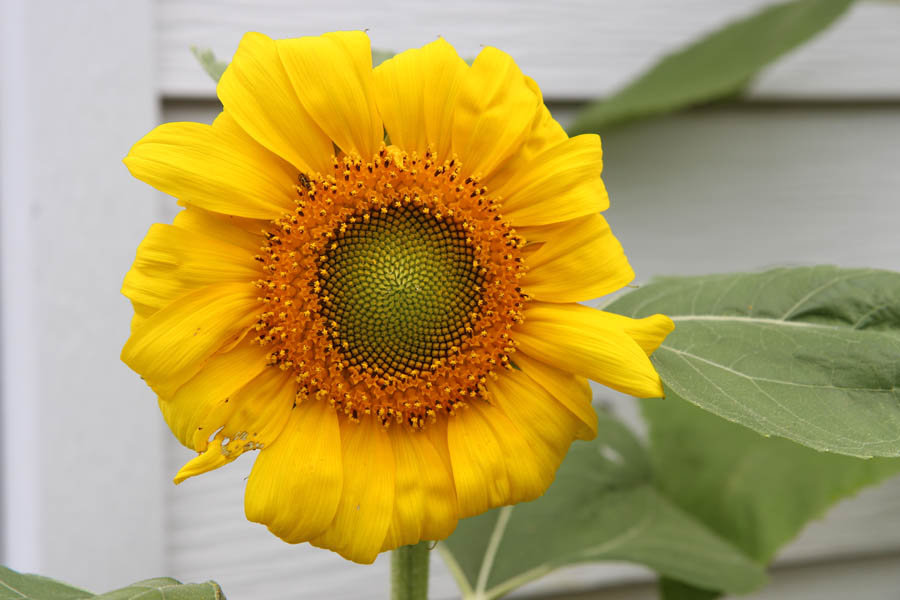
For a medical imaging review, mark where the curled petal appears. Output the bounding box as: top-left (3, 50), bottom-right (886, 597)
top-left (517, 302), bottom-right (672, 398)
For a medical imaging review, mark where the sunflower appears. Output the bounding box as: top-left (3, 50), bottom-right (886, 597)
top-left (121, 31), bottom-right (673, 564)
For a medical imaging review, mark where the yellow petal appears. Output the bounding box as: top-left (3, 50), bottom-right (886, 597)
top-left (521, 214), bottom-right (635, 303)
top-left (517, 89), bottom-right (569, 160)
top-left (123, 121), bottom-right (296, 219)
top-left (174, 368), bottom-right (296, 483)
top-left (373, 48), bottom-right (426, 156)
top-left (208, 111), bottom-right (307, 187)
top-left (446, 403), bottom-right (507, 517)
top-left (381, 428), bottom-right (458, 551)
top-left (244, 399), bottom-right (342, 543)
top-left (497, 134), bottom-right (609, 227)
top-left (489, 368), bottom-right (583, 470)
top-left (122, 222), bottom-right (259, 310)
top-left (595, 311), bottom-right (675, 355)
top-left (310, 418), bottom-right (395, 564)
top-left (374, 38), bottom-right (467, 160)
top-left (421, 41), bottom-right (470, 162)
top-left (170, 440), bottom-right (231, 482)
top-left (210, 109), bottom-right (302, 175)
top-left (448, 400), bottom-right (548, 518)
top-left (474, 400), bottom-right (553, 505)
top-left (423, 417), bottom-right (453, 475)
top-left (278, 31), bottom-right (382, 158)
top-left (121, 282), bottom-right (261, 397)
top-left (159, 341), bottom-right (271, 450)
top-left (516, 302), bottom-right (666, 398)
top-left (451, 46), bottom-right (542, 178)
top-left (513, 351), bottom-right (597, 440)
top-left (481, 94), bottom-right (568, 192)
top-left (217, 32), bottom-right (334, 174)
top-left (172, 205), bottom-right (264, 254)
top-left (130, 301), bottom-right (156, 330)
top-left (209, 110), bottom-right (249, 139)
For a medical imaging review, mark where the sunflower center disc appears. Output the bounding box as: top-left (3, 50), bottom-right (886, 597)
top-left (318, 204), bottom-right (483, 379)
top-left (253, 146), bottom-right (528, 428)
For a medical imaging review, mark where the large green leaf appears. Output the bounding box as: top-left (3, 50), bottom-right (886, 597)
top-left (0, 569), bottom-right (224, 600)
top-left (643, 395), bottom-right (900, 599)
top-left (659, 579), bottom-right (720, 600)
top-left (568, 0), bottom-right (855, 134)
top-left (0, 566), bottom-right (93, 600)
top-left (606, 266), bottom-right (900, 457)
top-left (438, 411), bottom-right (766, 599)
top-left (93, 578), bottom-right (224, 600)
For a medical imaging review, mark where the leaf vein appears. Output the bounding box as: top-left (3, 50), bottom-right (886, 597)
top-left (779, 272), bottom-right (862, 320)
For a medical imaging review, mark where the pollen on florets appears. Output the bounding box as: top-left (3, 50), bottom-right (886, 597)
top-left (253, 145), bottom-right (527, 429)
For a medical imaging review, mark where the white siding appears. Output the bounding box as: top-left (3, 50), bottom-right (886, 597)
top-left (157, 0), bottom-right (900, 101)
top-left (1, 0), bottom-right (167, 593)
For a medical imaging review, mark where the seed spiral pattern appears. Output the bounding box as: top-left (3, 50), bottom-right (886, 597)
top-left (252, 146), bottom-right (527, 428)
top-left (318, 203), bottom-right (483, 379)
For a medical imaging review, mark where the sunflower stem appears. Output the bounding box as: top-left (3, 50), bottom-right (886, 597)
top-left (391, 542), bottom-right (430, 600)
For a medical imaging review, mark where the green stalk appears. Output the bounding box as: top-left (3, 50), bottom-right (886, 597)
top-left (391, 542), bottom-right (431, 600)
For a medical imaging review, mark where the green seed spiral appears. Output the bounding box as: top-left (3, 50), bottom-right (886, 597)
top-left (317, 204), bottom-right (484, 379)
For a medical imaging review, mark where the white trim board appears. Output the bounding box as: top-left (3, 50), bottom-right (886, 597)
top-left (156, 0), bottom-right (900, 101)
top-left (0, 0), bottom-right (167, 592)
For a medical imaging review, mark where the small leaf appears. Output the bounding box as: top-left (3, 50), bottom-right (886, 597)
top-left (371, 49), bottom-right (395, 67)
top-left (190, 47), bottom-right (228, 84)
top-left (568, 0), bottom-right (855, 133)
top-left (0, 566), bottom-right (94, 599)
top-left (439, 411), bottom-right (766, 600)
top-left (643, 395), bottom-right (900, 599)
top-left (606, 266), bottom-right (900, 457)
top-left (93, 578), bottom-right (224, 600)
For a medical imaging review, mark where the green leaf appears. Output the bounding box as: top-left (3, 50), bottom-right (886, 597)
top-left (93, 578), bottom-right (223, 600)
top-left (0, 566), bottom-right (94, 599)
top-left (438, 411), bottom-right (766, 600)
top-left (659, 579), bottom-right (720, 600)
top-left (190, 47), bottom-right (228, 84)
top-left (371, 49), bottom-right (395, 67)
top-left (568, 0), bottom-right (855, 134)
top-left (606, 266), bottom-right (900, 457)
top-left (0, 569), bottom-right (225, 600)
top-left (643, 395), bottom-right (900, 599)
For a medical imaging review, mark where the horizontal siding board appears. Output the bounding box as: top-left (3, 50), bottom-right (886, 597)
top-left (157, 0), bottom-right (900, 100)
